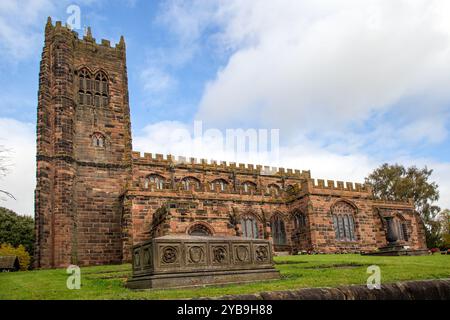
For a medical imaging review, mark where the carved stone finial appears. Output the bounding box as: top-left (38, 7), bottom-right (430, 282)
top-left (83, 26), bottom-right (94, 42)
top-left (117, 35), bottom-right (126, 49)
top-left (45, 17), bottom-right (53, 36)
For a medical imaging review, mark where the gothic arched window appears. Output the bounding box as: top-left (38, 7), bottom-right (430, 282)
top-left (94, 71), bottom-right (109, 107)
top-left (210, 179), bottom-right (228, 192)
top-left (242, 181), bottom-right (257, 194)
top-left (271, 215), bottom-right (287, 245)
top-left (267, 184), bottom-right (281, 196)
top-left (91, 132), bottom-right (105, 148)
top-left (293, 211), bottom-right (307, 231)
top-left (144, 174), bottom-right (165, 190)
top-left (78, 68), bottom-right (92, 106)
top-left (77, 68), bottom-right (109, 107)
top-left (332, 201), bottom-right (357, 241)
top-left (188, 224), bottom-right (212, 236)
top-left (240, 215), bottom-right (259, 239)
top-left (181, 177), bottom-right (201, 191)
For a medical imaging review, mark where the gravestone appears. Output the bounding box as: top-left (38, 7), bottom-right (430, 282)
top-left (126, 235), bottom-right (280, 289)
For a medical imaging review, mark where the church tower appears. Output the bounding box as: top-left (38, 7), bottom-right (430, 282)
top-left (35, 18), bottom-right (132, 268)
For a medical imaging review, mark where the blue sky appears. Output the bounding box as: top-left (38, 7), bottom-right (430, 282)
top-left (0, 0), bottom-right (450, 215)
top-left (0, 1), bottom-right (222, 127)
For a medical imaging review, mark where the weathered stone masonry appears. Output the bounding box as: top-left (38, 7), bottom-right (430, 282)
top-left (35, 20), bottom-right (427, 268)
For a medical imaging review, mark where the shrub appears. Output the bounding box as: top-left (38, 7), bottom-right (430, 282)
top-left (0, 243), bottom-right (31, 270)
top-left (0, 207), bottom-right (34, 255)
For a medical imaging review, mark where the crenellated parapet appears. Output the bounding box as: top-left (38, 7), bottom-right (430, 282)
top-left (45, 17), bottom-right (125, 56)
top-left (302, 179), bottom-right (372, 197)
top-left (131, 151), bottom-right (311, 179)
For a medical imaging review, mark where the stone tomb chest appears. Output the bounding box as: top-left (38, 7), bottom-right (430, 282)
top-left (126, 235), bottom-right (280, 289)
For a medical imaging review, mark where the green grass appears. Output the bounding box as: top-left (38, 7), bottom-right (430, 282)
top-left (0, 254), bottom-right (449, 300)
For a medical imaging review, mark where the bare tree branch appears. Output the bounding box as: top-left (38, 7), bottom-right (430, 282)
top-left (0, 145), bottom-right (9, 177)
top-left (0, 145), bottom-right (15, 200)
top-left (0, 189), bottom-right (16, 200)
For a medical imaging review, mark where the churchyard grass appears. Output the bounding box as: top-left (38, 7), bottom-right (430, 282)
top-left (0, 254), bottom-right (448, 300)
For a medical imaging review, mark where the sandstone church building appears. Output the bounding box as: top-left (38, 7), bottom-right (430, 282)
top-left (34, 19), bottom-right (426, 268)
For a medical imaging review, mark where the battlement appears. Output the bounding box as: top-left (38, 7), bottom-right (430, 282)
top-left (307, 178), bottom-right (371, 193)
top-left (131, 151), bottom-right (311, 178)
top-left (45, 17), bottom-right (125, 51)
top-left (371, 198), bottom-right (415, 207)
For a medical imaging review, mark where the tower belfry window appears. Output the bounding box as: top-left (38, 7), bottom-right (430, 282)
top-left (78, 68), bottom-right (92, 106)
top-left (95, 72), bottom-right (109, 107)
top-left (77, 68), bottom-right (109, 107)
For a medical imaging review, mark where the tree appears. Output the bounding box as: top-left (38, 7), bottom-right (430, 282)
top-left (0, 207), bottom-right (35, 256)
top-left (365, 163), bottom-right (441, 247)
top-left (438, 209), bottom-right (450, 249)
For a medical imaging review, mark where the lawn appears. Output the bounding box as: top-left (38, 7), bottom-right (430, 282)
top-left (0, 254), bottom-right (449, 300)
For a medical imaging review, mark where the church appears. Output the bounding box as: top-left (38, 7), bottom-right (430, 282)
top-left (34, 19), bottom-right (427, 268)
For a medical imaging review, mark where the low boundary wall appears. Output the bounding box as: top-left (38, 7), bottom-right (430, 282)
top-left (200, 279), bottom-right (450, 300)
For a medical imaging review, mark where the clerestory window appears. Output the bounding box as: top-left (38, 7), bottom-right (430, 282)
top-left (144, 174), bottom-right (165, 190)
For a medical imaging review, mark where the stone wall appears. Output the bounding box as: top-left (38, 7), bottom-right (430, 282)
top-left (202, 278), bottom-right (450, 300)
top-left (124, 155), bottom-right (426, 260)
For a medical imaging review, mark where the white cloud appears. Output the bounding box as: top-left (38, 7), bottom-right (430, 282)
top-left (431, 163), bottom-right (450, 210)
top-left (140, 66), bottom-right (177, 94)
top-left (398, 117), bottom-right (448, 144)
top-left (133, 121), bottom-right (192, 155)
top-left (0, 0), bottom-right (131, 62)
top-left (156, 0), bottom-right (219, 49)
top-left (0, 118), bottom-right (35, 216)
top-left (133, 121), bottom-right (374, 181)
top-left (395, 157), bottom-right (450, 210)
top-left (138, 1), bottom-right (221, 99)
top-left (0, 0), bottom-right (56, 60)
top-left (163, 0), bottom-right (450, 144)
top-left (153, 0), bottom-right (450, 210)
